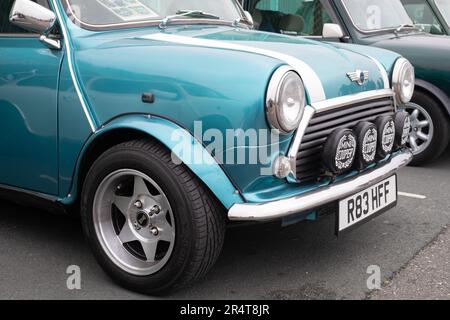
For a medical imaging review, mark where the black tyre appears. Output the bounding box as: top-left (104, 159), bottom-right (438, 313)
top-left (403, 91), bottom-right (450, 166)
top-left (80, 139), bottom-right (226, 295)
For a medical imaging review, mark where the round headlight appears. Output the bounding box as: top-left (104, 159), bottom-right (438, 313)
top-left (392, 58), bottom-right (415, 105)
top-left (266, 66), bottom-right (306, 134)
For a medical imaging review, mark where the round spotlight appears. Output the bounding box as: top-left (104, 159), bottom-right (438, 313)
top-left (322, 128), bottom-right (357, 175)
top-left (394, 111), bottom-right (411, 148)
top-left (354, 122), bottom-right (378, 170)
top-left (375, 116), bottom-right (396, 158)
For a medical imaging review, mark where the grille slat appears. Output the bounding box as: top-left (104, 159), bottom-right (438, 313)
top-left (296, 154), bottom-right (321, 166)
top-left (296, 96), bottom-right (395, 181)
top-left (294, 161), bottom-right (319, 172)
top-left (302, 111), bottom-right (393, 143)
top-left (308, 100), bottom-right (391, 126)
top-left (299, 138), bottom-right (327, 150)
top-left (296, 146), bottom-right (323, 160)
top-left (306, 106), bottom-right (394, 135)
top-left (296, 169), bottom-right (323, 181)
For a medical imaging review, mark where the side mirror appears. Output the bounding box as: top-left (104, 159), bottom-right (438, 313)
top-left (9, 0), bottom-right (60, 49)
top-left (322, 23), bottom-right (344, 39)
top-left (244, 11), bottom-right (254, 27)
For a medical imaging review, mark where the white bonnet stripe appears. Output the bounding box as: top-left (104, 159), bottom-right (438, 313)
top-left (142, 33), bottom-right (326, 102)
top-left (367, 56), bottom-right (390, 89)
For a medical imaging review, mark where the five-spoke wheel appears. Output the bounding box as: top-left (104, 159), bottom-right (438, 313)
top-left (81, 139), bottom-right (226, 295)
top-left (93, 170), bottom-right (175, 275)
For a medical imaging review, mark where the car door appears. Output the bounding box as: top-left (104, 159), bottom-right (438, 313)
top-left (0, 0), bottom-right (62, 195)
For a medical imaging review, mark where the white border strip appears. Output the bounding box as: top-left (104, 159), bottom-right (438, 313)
top-left (367, 55), bottom-right (390, 89)
top-left (142, 33), bottom-right (326, 102)
top-left (52, 0), bottom-right (96, 132)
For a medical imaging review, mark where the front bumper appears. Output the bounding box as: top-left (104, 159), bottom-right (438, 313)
top-left (228, 149), bottom-right (413, 222)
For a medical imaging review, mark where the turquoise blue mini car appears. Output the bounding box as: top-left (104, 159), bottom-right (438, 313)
top-left (0, 0), bottom-right (413, 294)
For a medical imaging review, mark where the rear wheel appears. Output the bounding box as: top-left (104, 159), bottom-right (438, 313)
top-left (402, 91), bottom-right (449, 166)
top-left (80, 139), bottom-right (226, 294)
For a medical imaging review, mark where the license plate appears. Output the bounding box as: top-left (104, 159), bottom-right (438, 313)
top-left (337, 175), bottom-right (397, 233)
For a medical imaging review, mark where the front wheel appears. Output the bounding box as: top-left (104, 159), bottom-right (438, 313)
top-left (80, 139), bottom-right (226, 295)
top-left (402, 91), bottom-right (450, 166)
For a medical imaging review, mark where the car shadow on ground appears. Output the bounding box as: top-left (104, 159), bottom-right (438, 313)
top-left (0, 196), bottom-right (340, 299)
top-left (0, 146), bottom-right (449, 299)
top-left (420, 145), bottom-right (450, 169)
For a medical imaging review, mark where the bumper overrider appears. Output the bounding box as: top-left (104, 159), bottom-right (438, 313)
top-left (228, 149), bottom-right (412, 221)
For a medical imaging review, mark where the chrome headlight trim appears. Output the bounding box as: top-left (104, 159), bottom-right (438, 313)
top-left (392, 58), bottom-right (415, 105)
top-left (266, 66), bottom-right (306, 134)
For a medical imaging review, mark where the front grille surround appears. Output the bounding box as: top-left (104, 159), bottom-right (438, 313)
top-left (289, 92), bottom-right (396, 183)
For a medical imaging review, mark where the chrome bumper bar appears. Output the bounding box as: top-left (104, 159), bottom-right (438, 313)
top-left (228, 150), bottom-right (413, 222)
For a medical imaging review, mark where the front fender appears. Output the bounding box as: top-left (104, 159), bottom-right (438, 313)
top-left (62, 114), bottom-right (244, 209)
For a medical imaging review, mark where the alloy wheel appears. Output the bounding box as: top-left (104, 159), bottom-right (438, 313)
top-left (402, 103), bottom-right (434, 156)
top-left (93, 169), bottom-right (175, 276)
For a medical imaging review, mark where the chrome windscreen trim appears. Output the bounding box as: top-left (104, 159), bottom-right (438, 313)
top-left (62, 0), bottom-right (249, 30)
top-left (228, 150), bottom-right (412, 221)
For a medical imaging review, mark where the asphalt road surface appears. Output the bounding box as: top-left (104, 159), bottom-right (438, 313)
top-left (0, 149), bottom-right (449, 300)
top-left (371, 225), bottom-right (450, 300)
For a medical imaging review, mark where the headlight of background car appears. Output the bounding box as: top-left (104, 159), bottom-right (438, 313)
top-left (266, 66), bottom-right (306, 134)
top-left (392, 58), bottom-right (415, 105)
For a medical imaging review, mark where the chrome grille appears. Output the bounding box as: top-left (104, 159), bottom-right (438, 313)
top-left (296, 97), bottom-right (396, 181)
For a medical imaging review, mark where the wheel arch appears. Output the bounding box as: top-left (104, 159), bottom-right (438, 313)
top-left (414, 79), bottom-right (450, 119)
top-left (62, 114), bottom-right (244, 211)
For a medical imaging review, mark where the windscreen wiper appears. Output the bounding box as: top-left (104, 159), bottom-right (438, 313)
top-left (394, 24), bottom-right (419, 35)
top-left (159, 10), bottom-right (220, 29)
